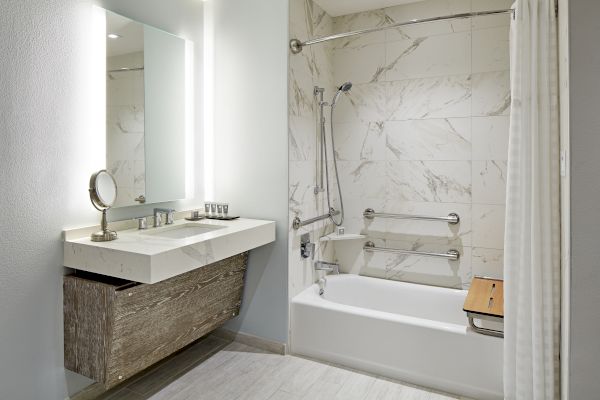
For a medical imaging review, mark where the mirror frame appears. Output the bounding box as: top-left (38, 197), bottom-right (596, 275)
top-left (89, 169), bottom-right (118, 210)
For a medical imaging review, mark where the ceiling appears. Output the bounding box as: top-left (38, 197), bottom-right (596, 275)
top-left (313, 0), bottom-right (424, 17)
top-left (106, 12), bottom-right (144, 57)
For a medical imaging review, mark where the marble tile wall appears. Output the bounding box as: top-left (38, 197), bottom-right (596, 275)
top-left (289, 0), bottom-right (512, 291)
top-left (330, 0), bottom-right (512, 289)
top-left (106, 52), bottom-right (146, 208)
top-left (288, 0), bottom-right (337, 300)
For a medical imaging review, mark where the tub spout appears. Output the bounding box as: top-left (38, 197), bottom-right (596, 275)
top-left (318, 277), bottom-right (326, 296)
top-left (314, 260), bottom-right (340, 275)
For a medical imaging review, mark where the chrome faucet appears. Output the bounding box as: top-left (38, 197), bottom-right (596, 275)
top-left (314, 260), bottom-right (340, 275)
top-left (153, 208), bottom-right (176, 227)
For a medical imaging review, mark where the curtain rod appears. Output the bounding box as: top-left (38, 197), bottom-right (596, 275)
top-left (107, 67), bottom-right (144, 73)
top-left (289, 8), bottom-right (514, 54)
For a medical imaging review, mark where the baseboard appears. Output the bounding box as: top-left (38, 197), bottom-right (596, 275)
top-left (212, 328), bottom-right (287, 355)
top-left (68, 383), bottom-right (107, 400)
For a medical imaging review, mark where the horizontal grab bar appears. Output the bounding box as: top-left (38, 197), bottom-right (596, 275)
top-left (363, 208), bottom-right (459, 225)
top-left (363, 241), bottom-right (460, 261)
top-left (293, 209), bottom-right (340, 230)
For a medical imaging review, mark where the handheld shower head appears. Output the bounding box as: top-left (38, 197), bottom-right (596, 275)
top-left (339, 82), bottom-right (353, 92)
top-left (331, 81), bottom-right (353, 107)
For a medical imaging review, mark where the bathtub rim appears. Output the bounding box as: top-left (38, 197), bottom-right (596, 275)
top-left (293, 273), bottom-right (478, 335)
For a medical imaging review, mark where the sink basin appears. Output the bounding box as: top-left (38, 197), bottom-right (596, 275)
top-left (142, 223), bottom-right (225, 239)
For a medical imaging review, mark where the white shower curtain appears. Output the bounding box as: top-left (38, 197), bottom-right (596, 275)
top-left (503, 0), bottom-right (560, 399)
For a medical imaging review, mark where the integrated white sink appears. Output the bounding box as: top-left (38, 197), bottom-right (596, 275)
top-left (141, 223), bottom-right (226, 239)
top-left (63, 217), bottom-right (276, 284)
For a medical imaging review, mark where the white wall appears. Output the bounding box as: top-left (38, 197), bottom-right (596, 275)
top-left (0, 0), bottom-right (203, 398)
top-left (210, 0), bottom-right (290, 343)
top-left (568, 1), bottom-right (600, 398)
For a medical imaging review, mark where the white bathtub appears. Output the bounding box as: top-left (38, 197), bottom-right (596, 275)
top-left (291, 274), bottom-right (503, 400)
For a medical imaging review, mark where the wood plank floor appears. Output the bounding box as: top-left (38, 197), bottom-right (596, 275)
top-left (93, 335), bottom-right (472, 400)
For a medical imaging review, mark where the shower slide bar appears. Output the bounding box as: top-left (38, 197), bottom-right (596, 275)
top-left (363, 208), bottom-right (460, 225)
top-left (363, 241), bottom-right (460, 261)
top-left (293, 209), bottom-right (340, 230)
top-left (290, 8), bottom-right (514, 54)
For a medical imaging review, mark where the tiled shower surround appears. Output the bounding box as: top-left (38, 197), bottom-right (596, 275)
top-left (289, 0), bottom-right (511, 292)
top-left (107, 52), bottom-right (145, 208)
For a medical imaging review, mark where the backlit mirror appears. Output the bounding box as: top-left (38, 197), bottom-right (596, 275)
top-left (105, 10), bottom-right (187, 208)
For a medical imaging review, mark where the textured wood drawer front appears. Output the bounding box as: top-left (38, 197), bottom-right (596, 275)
top-left (64, 252), bottom-right (248, 388)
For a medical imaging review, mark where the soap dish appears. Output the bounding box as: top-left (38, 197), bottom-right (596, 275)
top-left (185, 216), bottom-right (206, 221)
top-left (319, 233), bottom-right (366, 242)
top-left (205, 216), bottom-right (240, 221)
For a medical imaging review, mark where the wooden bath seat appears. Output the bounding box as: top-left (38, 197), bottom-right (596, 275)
top-left (463, 277), bottom-right (504, 338)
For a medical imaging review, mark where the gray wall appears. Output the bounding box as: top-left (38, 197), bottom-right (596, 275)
top-left (0, 0), bottom-right (204, 398)
top-left (211, 0), bottom-right (290, 343)
top-left (568, 1), bottom-right (600, 398)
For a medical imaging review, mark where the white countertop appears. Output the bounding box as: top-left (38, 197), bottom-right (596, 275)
top-left (63, 217), bottom-right (276, 284)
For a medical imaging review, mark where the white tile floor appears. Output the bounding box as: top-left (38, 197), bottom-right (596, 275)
top-left (95, 335), bottom-right (472, 400)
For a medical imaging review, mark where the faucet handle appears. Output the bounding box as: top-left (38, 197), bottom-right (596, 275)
top-left (154, 212), bottom-right (162, 227)
top-left (153, 208), bottom-right (176, 225)
top-left (165, 209), bottom-right (176, 225)
top-left (136, 217), bottom-right (148, 230)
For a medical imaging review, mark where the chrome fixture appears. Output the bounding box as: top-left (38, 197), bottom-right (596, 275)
top-left (308, 82), bottom-right (352, 228)
top-left (88, 170), bottom-right (118, 242)
top-left (318, 277), bottom-right (327, 296)
top-left (324, 83), bottom-right (351, 227)
top-left (290, 9), bottom-right (514, 54)
top-left (293, 208), bottom-right (340, 230)
top-left (331, 82), bottom-right (352, 107)
top-left (314, 86), bottom-right (326, 195)
top-left (300, 233), bottom-right (315, 259)
top-left (363, 208), bottom-right (460, 225)
top-left (363, 241), bottom-right (460, 261)
top-left (107, 67), bottom-right (144, 73)
top-left (186, 210), bottom-right (204, 221)
top-left (467, 313), bottom-right (504, 338)
top-left (134, 194), bottom-right (146, 204)
top-left (136, 217), bottom-right (148, 230)
top-left (314, 260), bottom-right (340, 275)
top-left (154, 208), bottom-right (176, 227)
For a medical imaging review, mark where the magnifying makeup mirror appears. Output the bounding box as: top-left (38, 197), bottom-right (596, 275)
top-left (89, 170), bottom-right (118, 242)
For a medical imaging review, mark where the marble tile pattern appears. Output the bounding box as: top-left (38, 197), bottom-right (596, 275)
top-left (106, 52), bottom-right (146, 208)
top-left (327, 0), bottom-right (511, 288)
top-left (95, 336), bottom-right (472, 400)
top-left (289, 0), bottom-right (337, 299)
top-left (290, 0), bottom-right (511, 290)
top-left (63, 217), bottom-right (276, 284)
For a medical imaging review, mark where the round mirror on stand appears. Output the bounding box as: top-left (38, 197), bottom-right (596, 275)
top-left (89, 170), bottom-right (118, 242)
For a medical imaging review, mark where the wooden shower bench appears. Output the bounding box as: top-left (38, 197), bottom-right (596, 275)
top-left (463, 277), bottom-right (504, 338)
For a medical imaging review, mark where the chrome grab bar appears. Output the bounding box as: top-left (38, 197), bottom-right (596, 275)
top-left (363, 241), bottom-right (460, 261)
top-left (293, 209), bottom-right (340, 230)
top-left (363, 208), bottom-right (459, 225)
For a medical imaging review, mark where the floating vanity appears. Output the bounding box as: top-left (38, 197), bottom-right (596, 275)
top-left (63, 215), bottom-right (275, 387)
top-left (64, 217), bottom-right (274, 283)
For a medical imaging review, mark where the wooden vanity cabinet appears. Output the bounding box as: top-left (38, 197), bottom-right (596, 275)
top-left (64, 252), bottom-right (248, 388)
